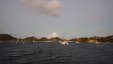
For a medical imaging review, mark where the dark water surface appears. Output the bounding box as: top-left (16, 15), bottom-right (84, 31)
top-left (0, 42), bottom-right (113, 64)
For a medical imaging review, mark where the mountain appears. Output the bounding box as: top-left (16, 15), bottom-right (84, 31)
top-left (0, 34), bottom-right (16, 41)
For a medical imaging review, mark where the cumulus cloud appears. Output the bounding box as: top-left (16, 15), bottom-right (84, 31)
top-left (21, 0), bottom-right (61, 16)
top-left (47, 32), bottom-right (59, 38)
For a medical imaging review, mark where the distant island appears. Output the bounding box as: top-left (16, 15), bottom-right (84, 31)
top-left (0, 34), bottom-right (113, 43)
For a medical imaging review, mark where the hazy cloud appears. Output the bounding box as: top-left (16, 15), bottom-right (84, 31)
top-left (21, 0), bottom-right (61, 16)
top-left (47, 32), bottom-right (59, 38)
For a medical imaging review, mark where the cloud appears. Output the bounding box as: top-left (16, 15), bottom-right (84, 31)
top-left (21, 0), bottom-right (61, 16)
top-left (47, 32), bottom-right (59, 38)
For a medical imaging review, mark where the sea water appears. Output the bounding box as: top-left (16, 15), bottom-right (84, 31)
top-left (0, 42), bottom-right (113, 64)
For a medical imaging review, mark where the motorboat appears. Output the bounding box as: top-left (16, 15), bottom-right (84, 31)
top-left (59, 40), bottom-right (68, 45)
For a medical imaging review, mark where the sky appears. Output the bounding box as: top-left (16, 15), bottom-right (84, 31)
top-left (0, 0), bottom-right (113, 39)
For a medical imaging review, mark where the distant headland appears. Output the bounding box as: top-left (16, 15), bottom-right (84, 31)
top-left (0, 33), bottom-right (113, 43)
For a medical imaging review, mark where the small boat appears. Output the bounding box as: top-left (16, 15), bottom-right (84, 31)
top-left (60, 33), bottom-right (68, 45)
top-left (95, 41), bottom-right (99, 44)
top-left (76, 41), bottom-right (80, 43)
top-left (59, 40), bottom-right (68, 45)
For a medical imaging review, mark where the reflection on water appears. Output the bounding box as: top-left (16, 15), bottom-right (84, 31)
top-left (0, 42), bottom-right (113, 64)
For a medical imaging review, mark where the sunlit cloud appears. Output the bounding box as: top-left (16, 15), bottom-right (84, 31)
top-left (47, 32), bottom-right (59, 38)
top-left (21, 0), bottom-right (61, 16)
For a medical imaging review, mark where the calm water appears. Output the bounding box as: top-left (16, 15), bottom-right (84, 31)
top-left (0, 42), bottom-right (113, 64)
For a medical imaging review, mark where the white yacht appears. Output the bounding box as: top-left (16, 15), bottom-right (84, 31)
top-left (76, 41), bottom-right (80, 43)
top-left (59, 40), bottom-right (68, 45)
